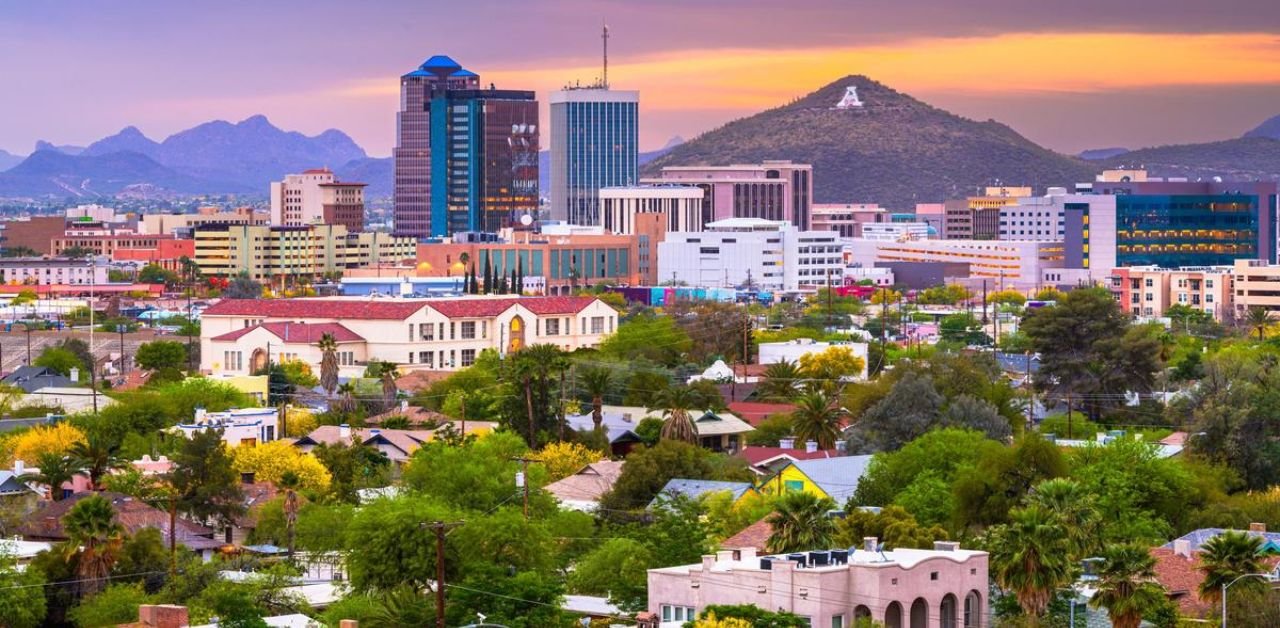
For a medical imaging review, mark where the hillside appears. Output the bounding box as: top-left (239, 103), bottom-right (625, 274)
top-left (336, 157), bottom-right (393, 198)
top-left (1102, 137), bottom-right (1280, 181)
top-left (82, 126), bottom-right (161, 159)
top-left (643, 76), bottom-right (1098, 208)
top-left (0, 149), bottom-right (22, 172)
top-left (1245, 114), bottom-right (1280, 140)
top-left (0, 150), bottom-right (247, 198)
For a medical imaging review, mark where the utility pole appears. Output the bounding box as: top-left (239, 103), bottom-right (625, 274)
top-left (118, 324), bottom-right (127, 376)
top-left (459, 394), bottom-right (467, 437)
top-left (511, 457), bottom-right (533, 518)
top-left (422, 520), bottom-right (464, 628)
top-left (558, 367), bottom-right (567, 442)
top-left (1024, 350), bottom-right (1034, 431)
top-left (168, 494), bottom-right (177, 578)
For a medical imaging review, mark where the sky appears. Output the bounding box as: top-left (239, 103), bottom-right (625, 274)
top-left (1, 0), bottom-right (1279, 157)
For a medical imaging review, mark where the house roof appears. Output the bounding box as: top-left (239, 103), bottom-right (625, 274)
top-left (566, 412), bottom-right (646, 445)
top-left (202, 299), bottom-right (427, 320)
top-left (0, 366), bottom-right (75, 393)
top-left (1162, 527), bottom-right (1280, 552)
top-left (210, 322), bottom-right (363, 344)
top-left (544, 460), bottom-right (624, 506)
top-left (296, 422), bottom-right (497, 455)
top-left (739, 446), bottom-right (844, 467)
top-left (427, 296), bottom-right (599, 319)
top-left (726, 401), bottom-right (797, 426)
top-left (1160, 431), bottom-right (1189, 447)
top-left (652, 479), bottom-right (754, 507)
top-left (692, 411), bottom-right (755, 436)
top-left (19, 491), bottom-right (221, 550)
top-left (0, 470), bottom-right (38, 496)
top-left (1149, 547), bottom-right (1280, 617)
top-left (786, 455), bottom-right (875, 502)
top-left (721, 518), bottom-right (772, 551)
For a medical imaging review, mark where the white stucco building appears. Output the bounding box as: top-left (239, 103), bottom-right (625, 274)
top-left (200, 296), bottom-right (618, 377)
top-left (658, 218), bottom-right (843, 293)
top-left (175, 407), bottom-right (280, 448)
top-left (600, 185), bottom-right (705, 235)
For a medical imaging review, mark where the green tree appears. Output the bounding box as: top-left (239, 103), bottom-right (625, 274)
top-left (137, 264), bottom-right (180, 286)
top-left (35, 346), bottom-right (87, 378)
top-left (62, 494), bottom-right (125, 597)
top-left (1067, 438), bottom-right (1193, 544)
top-left (598, 313), bottom-right (692, 366)
top-left (952, 433), bottom-right (1066, 531)
top-left (1198, 530), bottom-right (1265, 606)
top-left (851, 429), bottom-right (999, 509)
top-left (318, 332), bottom-right (339, 396)
top-left (1089, 543), bottom-right (1167, 628)
top-left (988, 505), bottom-right (1074, 620)
top-left (501, 344), bottom-right (568, 446)
top-left (757, 360), bottom-right (801, 402)
top-left (789, 389), bottom-right (843, 450)
top-left (599, 440), bottom-right (738, 512)
top-left (579, 365), bottom-right (614, 431)
top-left (401, 431), bottom-right (542, 512)
top-left (833, 505), bottom-right (948, 550)
top-left (312, 440), bottom-right (390, 504)
top-left (570, 538), bottom-right (652, 613)
top-left (845, 372), bottom-right (945, 453)
top-left (0, 548), bottom-right (47, 628)
top-left (446, 566), bottom-right (568, 628)
top-left (696, 605), bottom-right (810, 627)
top-left (1024, 478), bottom-right (1101, 562)
top-left (114, 527), bottom-right (170, 593)
top-left (68, 581), bottom-right (150, 627)
top-left (745, 413), bottom-right (793, 447)
top-left (134, 340), bottom-right (187, 373)
top-left (766, 491), bottom-right (836, 554)
top-left (1246, 306), bottom-right (1271, 342)
top-left (223, 272), bottom-right (262, 299)
top-left (69, 431), bottom-right (123, 490)
top-left (168, 429), bottom-right (245, 529)
top-left (654, 385), bottom-right (699, 444)
top-left (29, 451), bottom-right (78, 501)
top-left (939, 312), bottom-right (989, 345)
top-left (345, 495), bottom-right (458, 591)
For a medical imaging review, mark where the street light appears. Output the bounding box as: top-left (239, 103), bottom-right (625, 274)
top-left (1222, 572), bottom-right (1272, 627)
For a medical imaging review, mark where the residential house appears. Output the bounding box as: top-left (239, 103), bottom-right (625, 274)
top-left (1152, 524), bottom-right (1280, 617)
top-left (740, 438), bottom-right (848, 476)
top-left (293, 422), bottom-right (496, 464)
top-left (544, 460), bottom-right (625, 512)
top-left (720, 518), bottom-right (773, 558)
top-left (1051, 431), bottom-right (1183, 459)
top-left (762, 456), bottom-right (875, 503)
top-left (566, 409), bottom-right (651, 456)
top-left (0, 365), bottom-right (75, 393)
top-left (690, 411), bottom-right (754, 453)
top-left (726, 401), bottom-right (798, 427)
top-left (0, 464), bottom-right (41, 517)
top-left (175, 407), bottom-right (280, 448)
top-left (0, 538), bottom-right (52, 568)
top-left (646, 539), bottom-right (988, 628)
top-left (20, 492), bottom-right (223, 559)
top-left (649, 479), bottom-right (758, 509)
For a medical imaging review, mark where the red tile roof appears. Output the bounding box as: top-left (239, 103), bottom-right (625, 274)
top-left (427, 296), bottom-right (599, 319)
top-left (722, 518), bottom-right (772, 551)
top-left (727, 401), bottom-right (797, 426)
top-left (1150, 547), bottom-right (1280, 617)
top-left (1160, 431), bottom-right (1189, 447)
top-left (203, 299), bottom-right (427, 320)
top-left (20, 492), bottom-right (222, 550)
top-left (739, 446), bottom-right (844, 466)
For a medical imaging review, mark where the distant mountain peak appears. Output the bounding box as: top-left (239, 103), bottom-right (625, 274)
top-left (1244, 114), bottom-right (1280, 140)
top-left (661, 136), bottom-right (685, 150)
top-left (237, 114), bottom-right (276, 129)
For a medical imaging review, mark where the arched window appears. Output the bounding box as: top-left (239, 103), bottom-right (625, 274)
top-left (884, 601), bottom-right (903, 628)
top-left (964, 589), bottom-right (983, 628)
top-left (941, 593), bottom-right (958, 628)
top-left (910, 598), bottom-right (928, 628)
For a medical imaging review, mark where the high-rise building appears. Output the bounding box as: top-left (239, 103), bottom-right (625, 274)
top-left (644, 161), bottom-right (814, 229)
top-left (549, 89), bottom-right (639, 225)
top-left (270, 168), bottom-right (366, 232)
top-left (393, 55), bottom-right (539, 238)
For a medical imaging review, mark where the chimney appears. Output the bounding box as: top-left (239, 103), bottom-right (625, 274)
top-left (339, 622), bottom-right (359, 628)
top-left (339, 423), bottom-right (351, 439)
top-left (864, 537), bottom-right (878, 553)
top-left (137, 604), bottom-right (189, 628)
top-left (702, 554), bottom-right (716, 571)
top-left (1250, 522), bottom-right (1267, 533)
top-left (805, 440), bottom-right (818, 453)
top-left (740, 547), bottom-right (757, 563)
top-left (1173, 539), bottom-right (1192, 559)
top-left (13, 459), bottom-right (24, 476)
top-left (933, 541), bottom-right (960, 552)
top-left (779, 437), bottom-right (795, 450)
top-left (240, 472), bottom-right (255, 485)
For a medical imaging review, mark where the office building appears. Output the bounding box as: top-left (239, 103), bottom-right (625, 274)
top-left (140, 207), bottom-right (270, 236)
top-left (111, 239), bottom-right (197, 273)
top-left (192, 224), bottom-right (416, 284)
top-left (0, 258), bottom-right (108, 286)
top-left (1232, 259), bottom-right (1280, 319)
top-left (600, 185), bottom-right (703, 235)
top-left (846, 238), bottom-right (1064, 287)
top-left (393, 55), bottom-right (539, 238)
top-left (942, 187), bottom-right (1031, 240)
top-left (550, 88), bottom-right (639, 225)
top-left (658, 218), bottom-right (843, 293)
top-left (51, 234), bottom-right (177, 258)
top-left (860, 222), bottom-right (931, 241)
top-left (644, 161), bottom-right (813, 229)
top-left (1, 217), bottom-right (68, 255)
top-left (811, 203), bottom-right (887, 238)
top-left (997, 189), bottom-right (1098, 241)
top-left (1109, 266), bottom-right (1232, 321)
top-left (415, 229), bottom-right (639, 295)
top-left (270, 168), bottom-right (367, 232)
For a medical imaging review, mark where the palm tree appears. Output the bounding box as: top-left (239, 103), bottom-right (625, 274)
top-left (988, 505), bottom-right (1073, 621)
top-left (318, 332), bottom-right (339, 396)
top-left (765, 491), bottom-right (836, 554)
top-left (69, 432), bottom-right (122, 491)
top-left (1199, 530), bottom-right (1265, 606)
top-left (29, 451), bottom-right (79, 501)
top-left (790, 390), bottom-right (843, 450)
top-left (1246, 307), bottom-right (1271, 342)
top-left (335, 382), bottom-right (357, 414)
top-left (653, 385), bottom-right (700, 444)
top-left (380, 364), bottom-right (399, 412)
top-left (1089, 543), bottom-right (1166, 628)
top-left (507, 344), bottom-right (569, 445)
top-left (579, 366), bottom-right (613, 431)
top-left (1025, 478), bottom-right (1101, 561)
top-left (758, 360), bottom-right (801, 401)
top-left (61, 494), bottom-right (124, 597)
top-left (279, 470), bottom-right (301, 562)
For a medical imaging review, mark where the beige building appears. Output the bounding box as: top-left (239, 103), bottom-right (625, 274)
top-left (1233, 259), bottom-right (1280, 318)
top-left (200, 295), bottom-right (618, 377)
top-left (270, 168), bottom-right (366, 232)
top-left (193, 223), bottom-right (416, 283)
top-left (599, 185), bottom-right (704, 235)
top-left (846, 237), bottom-right (1064, 287)
top-left (140, 207), bottom-right (269, 236)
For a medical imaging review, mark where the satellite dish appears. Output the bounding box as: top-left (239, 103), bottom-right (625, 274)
top-left (519, 214), bottom-right (533, 226)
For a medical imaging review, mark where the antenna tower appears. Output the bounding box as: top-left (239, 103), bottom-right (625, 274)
top-left (602, 22), bottom-right (610, 89)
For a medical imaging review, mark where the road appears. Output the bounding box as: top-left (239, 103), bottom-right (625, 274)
top-left (0, 327), bottom-right (196, 375)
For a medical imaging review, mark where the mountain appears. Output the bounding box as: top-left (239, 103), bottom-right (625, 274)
top-left (641, 136), bottom-right (684, 165)
top-left (82, 126), bottom-right (161, 159)
top-left (0, 150), bottom-right (247, 198)
top-left (336, 157), bottom-right (393, 198)
top-left (1078, 147), bottom-right (1129, 161)
top-left (0, 149), bottom-right (23, 172)
top-left (34, 141), bottom-right (85, 156)
top-left (643, 76), bottom-right (1098, 208)
top-left (1100, 136), bottom-right (1280, 181)
top-left (1244, 114), bottom-right (1280, 140)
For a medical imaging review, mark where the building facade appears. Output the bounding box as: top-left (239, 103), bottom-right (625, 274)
top-left (270, 168), bottom-right (366, 232)
top-left (140, 207), bottom-right (269, 236)
top-left (549, 88), bottom-right (640, 226)
top-left (1232, 259), bottom-right (1280, 318)
top-left (175, 408), bottom-right (279, 448)
top-left (600, 186), bottom-right (704, 235)
top-left (50, 234), bottom-right (176, 258)
top-left (811, 204), bottom-right (887, 238)
top-left (646, 542), bottom-right (988, 628)
top-left (200, 296), bottom-right (617, 377)
top-left (393, 55), bottom-right (539, 238)
top-left (644, 161), bottom-right (814, 230)
top-left (0, 258), bottom-right (108, 286)
top-left (415, 230), bottom-right (639, 295)
top-left (997, 189), bottom-right (1084, 241)
top-left (1109, 266), bottom-right (1233, 321)
top-left (846, 238), bottom-right (1064, 287)
top-left (860, 222), bottom-right (931, 241)
top-left (192, 224), bottom-right (416, 283)
top-left (111, 239), bottom-right (196, 272)
top-left (658, 218), bottom-right (843, 293)
top-left (1, 217), bottom-right (69, 255)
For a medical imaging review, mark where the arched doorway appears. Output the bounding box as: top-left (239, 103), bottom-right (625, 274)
top-left (909, 598), bottom-right (928, 628)
top-left (854, 605), bottom-right (872, 623)
top-left (964, 590), bottom-right (982, 628)
top-left (884, 601), bottom-right (903, 628)
top-left (941, 594), bottom-right (958, 628)
top-left (508, 315), bottom-right (526, 353)
top-left (250, 348), bottom-right (268, 373)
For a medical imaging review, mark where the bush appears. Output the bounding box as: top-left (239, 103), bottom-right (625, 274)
top-left (68, 582), bottom-right (151, 627)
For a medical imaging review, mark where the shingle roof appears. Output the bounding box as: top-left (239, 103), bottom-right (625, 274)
top-left (1150, 547), bottom-right (1280, 617)
top-left (692, 411), bottom-right (755, 436)
top-left (788, 456), bottom-right (875, 502)
top-left (652, 479), bottom-right (754, 507)
top-left (721, 517), bottom-right (772, 551)
top-left (726, 401), bottom-right (797, 426)
top-left (203, 299), bottom-right (427, 320)
top-left (19, 492), bottom-right (221, 550)
top-left (544, 460), bottom-right (624, 505)
top-left (210, 322), bottom-right (363, 344)
top-left (1162, 527), bottom-right (1280, 552)
top-left (739, 446), bottom-right (844, 466)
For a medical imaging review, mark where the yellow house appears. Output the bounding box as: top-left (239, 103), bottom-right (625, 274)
top-left (649, 479), bottom-right (760, 509)
top-left (762, 455), bottom-right (875, 504)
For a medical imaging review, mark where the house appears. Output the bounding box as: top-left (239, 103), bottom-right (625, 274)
top-left (544, 460), bottom-right (625, 512)
top-left (0, 537), bottom-right (52, 568)
top-left (293, 422), bottom-right (496, 464)
top-left (224, 474), bottom-right (279, 546)
top-left (1152, 524), bottom-right (1280, 617)
top-left (175, 407), bottom-right (280, 448)
top-left (647, 538), bottom-right (988, 628)
top-left (762, 455), bottom-right (875, 503)
top-left (1052, 431), bottom-right (1183, 458)
top-left (726, 401), bottom-right (798, 427)
top-left (758, 338), bottom-right (869, 380)
top-left (721, 518), bottom-right (773, 557)
top-left (690, 411), bottom-right (754, 453)
top-left (20, 492), bottom-right (223, 559)
top-left (24, 387), bottom-right (112, 414)
top-left (0, 465), bottom-right (41, 518)
top-left (0, 365), bottom-right (75, 393)
top-left (649, 479), bottom-right (758, 509)
top-left (739, 439), bottom-right (848, 476)
top-left (565, 410), bottom-right (649, 456)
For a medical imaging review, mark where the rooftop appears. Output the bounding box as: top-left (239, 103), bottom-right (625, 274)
top-left (210, 322), bottom-right (364, 344)
top-left (653, 543), bottom-right (985, 575)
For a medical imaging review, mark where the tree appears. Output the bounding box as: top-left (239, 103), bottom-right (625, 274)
top-left (138, 264), bottom-right (180, 286)
top-left (797, 345), bottom-right (866, 392)
top-left (1024, 478), bottom-right (1101, 562)
top-left (27, 451), bottom-right (79, 501)
top-left (766, 491), bottom-right (836, 553)
top-left (68, 582), bottom-right (151, 627)
top-left (12, 422), bottom-right (86, 466)
top-left (599, 440), bottom-right (737, 512)
top-left (224, 272), bottom-right (262, 299)
top-left (402, 432), bottom-right (540, 512)
top-left (988, 505), bottom-right (1073, 619)
top-left (940, 312), bottom-right (989, 345)
top-left (312, 440), bottom-right (390, 504)
top-left (990, 290), bottom-right (1028, 307)
top-left (1246, 306), bottom-right (1271, 342)
top-left (280, 360), bottom-right (319, 389)
top-left (833, 505), bottom-right (948, 550)
top-left (942, 395), bottom-right (1011, 441)
top-left (579, 366), bottom-right (614, 430)
top-left (114, 527), bottom-right (170, 593)
top-left (501, 344), bottom-right (567, 446)
top-left (0, 547), bottom-right (47, 628)
top-left (345, 495), bottom-right (459, 591)
top-left (35, 346), bottom-right (86, 378)
top-left (1198, 530), bottom-right (1265, 606)
top-left (853, 428), bottom-right (1001, 509)
top-left (654, 385), bottom-right (699, 444)
top-left (789, 390), bottom-right (843, 450)
top-left (918, 283), bottom-right (972, 305)
top-left (757, 360), bottom-right (801, 401)
top-left (952, 433), bottom-right (1066, 531)
top-left (1089, 543), bottom-right (1166, 628)
top-left (69, 431), bottom-right (123, 490)
top-left (231, 440), bottom-right (331, 492)
top-left (62, 494), bottom-right (125, 597)
top-left (570, 538), bottom-right (652, 613)
top-left (746, 413), bottom-right (794, 447)
top-left (135, 340), bottom-right (187, 373)
top-left (844, 372), bottom-right (945, 453)
top-left (446, 566), bottom-right (568, 628)
top-left (598, 313), bottom-right (692, 366)
top-left (532, 441), bottom-right (600, 482)
top-left (318, 332), bottom-right (339, 396)
top-left (168, 429), bottom-right (245, 529)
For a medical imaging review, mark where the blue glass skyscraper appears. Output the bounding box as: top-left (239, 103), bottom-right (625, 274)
top-left (549, 88), bottom-right (640, 226)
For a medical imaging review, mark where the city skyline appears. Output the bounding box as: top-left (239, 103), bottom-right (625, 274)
top-left (2, 0), bottom-right (1279, 157)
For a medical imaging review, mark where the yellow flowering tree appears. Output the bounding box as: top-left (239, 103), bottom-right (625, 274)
top-left (12, 423), bottom-right (86, 465)
top-left (231, 441), bottom-right (331, 492)
top-left (532, 441), bottom-right (601, 482)
top-left (798, 345), bottom-right (867, 385)
top-left (283, 407), bottom-right (318, 438)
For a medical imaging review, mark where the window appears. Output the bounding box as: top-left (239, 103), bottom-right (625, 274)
top-left (661, 606), bottom-right (697, 623)
top-left (420, 324), bottom-right (434, 341)
top-left (449, 322), bottom-right (455, 340)
top-left (590, 316), bottom-right (605, 334)
top-left (409, 324), bottom-right (414, 341)
top-left (784, 479), bottom-right (804, 492)
top-left (545, 318), bottom-right (560, 336)
top-left (930, 571), bottom-right (939, 580)
top-left (420, 351), bottom-right (432, 366)
top-left (460, 349), bottom-right (476, 367)
top-left (460, 321), bottom-right (476, 339)
top-left (831, 616), bottom-right (845, 628)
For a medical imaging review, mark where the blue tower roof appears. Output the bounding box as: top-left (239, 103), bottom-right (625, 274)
top-left (402, 69), bottom-right (434, 78)
top-left (451, 69), bottom-right (478, 78)
top-left (420, 55), bottom-right (462, 72)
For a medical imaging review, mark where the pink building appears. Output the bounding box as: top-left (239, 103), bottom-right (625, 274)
top-left (647, 540), bottom-right (987, 628)
top-left (643, 161), bottom-right (813, 229)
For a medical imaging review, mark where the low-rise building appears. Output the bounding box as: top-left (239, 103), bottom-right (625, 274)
top-left (112, 238), bottom-right (197, 273)
top-left (51, 234), bottom-right (176, 258)
top-left (140, 207), bottom-right (269, 236)
top-left (658, 218), bottom-right (843, 294)
top-left (1233, 258), bottom-right (1280, 318)
top-left (544, 460), bottom-right (625, 512)
top-left (646, 540), bottom-right (988, 627)
top-left (811, 203), bottom-right (887, 238)
top-left (175, 407), bottom-right (280, 448)
top-left (761, 456), bottom-right (874, 503)
top-left (860, 222), bottom-right (931, 242)
top-left (415, 229), bottom-right (640, 296)
top-left (193, 224), bottom-right (416, 284)
top-left (644, 161), bottom-right (814, 229)
top-left (293, 422), bottom-right (496, 464)
top-left (1109, 265), bottom-right (1232, 321)
top-left (600, 185), bottom-right (704, 235)
top-left (0, 257), bottom-right (108, 286)
top-left (846, 238), bottom-right (1064, 288)
top-left (200, 296), bottom-right (617, 377)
